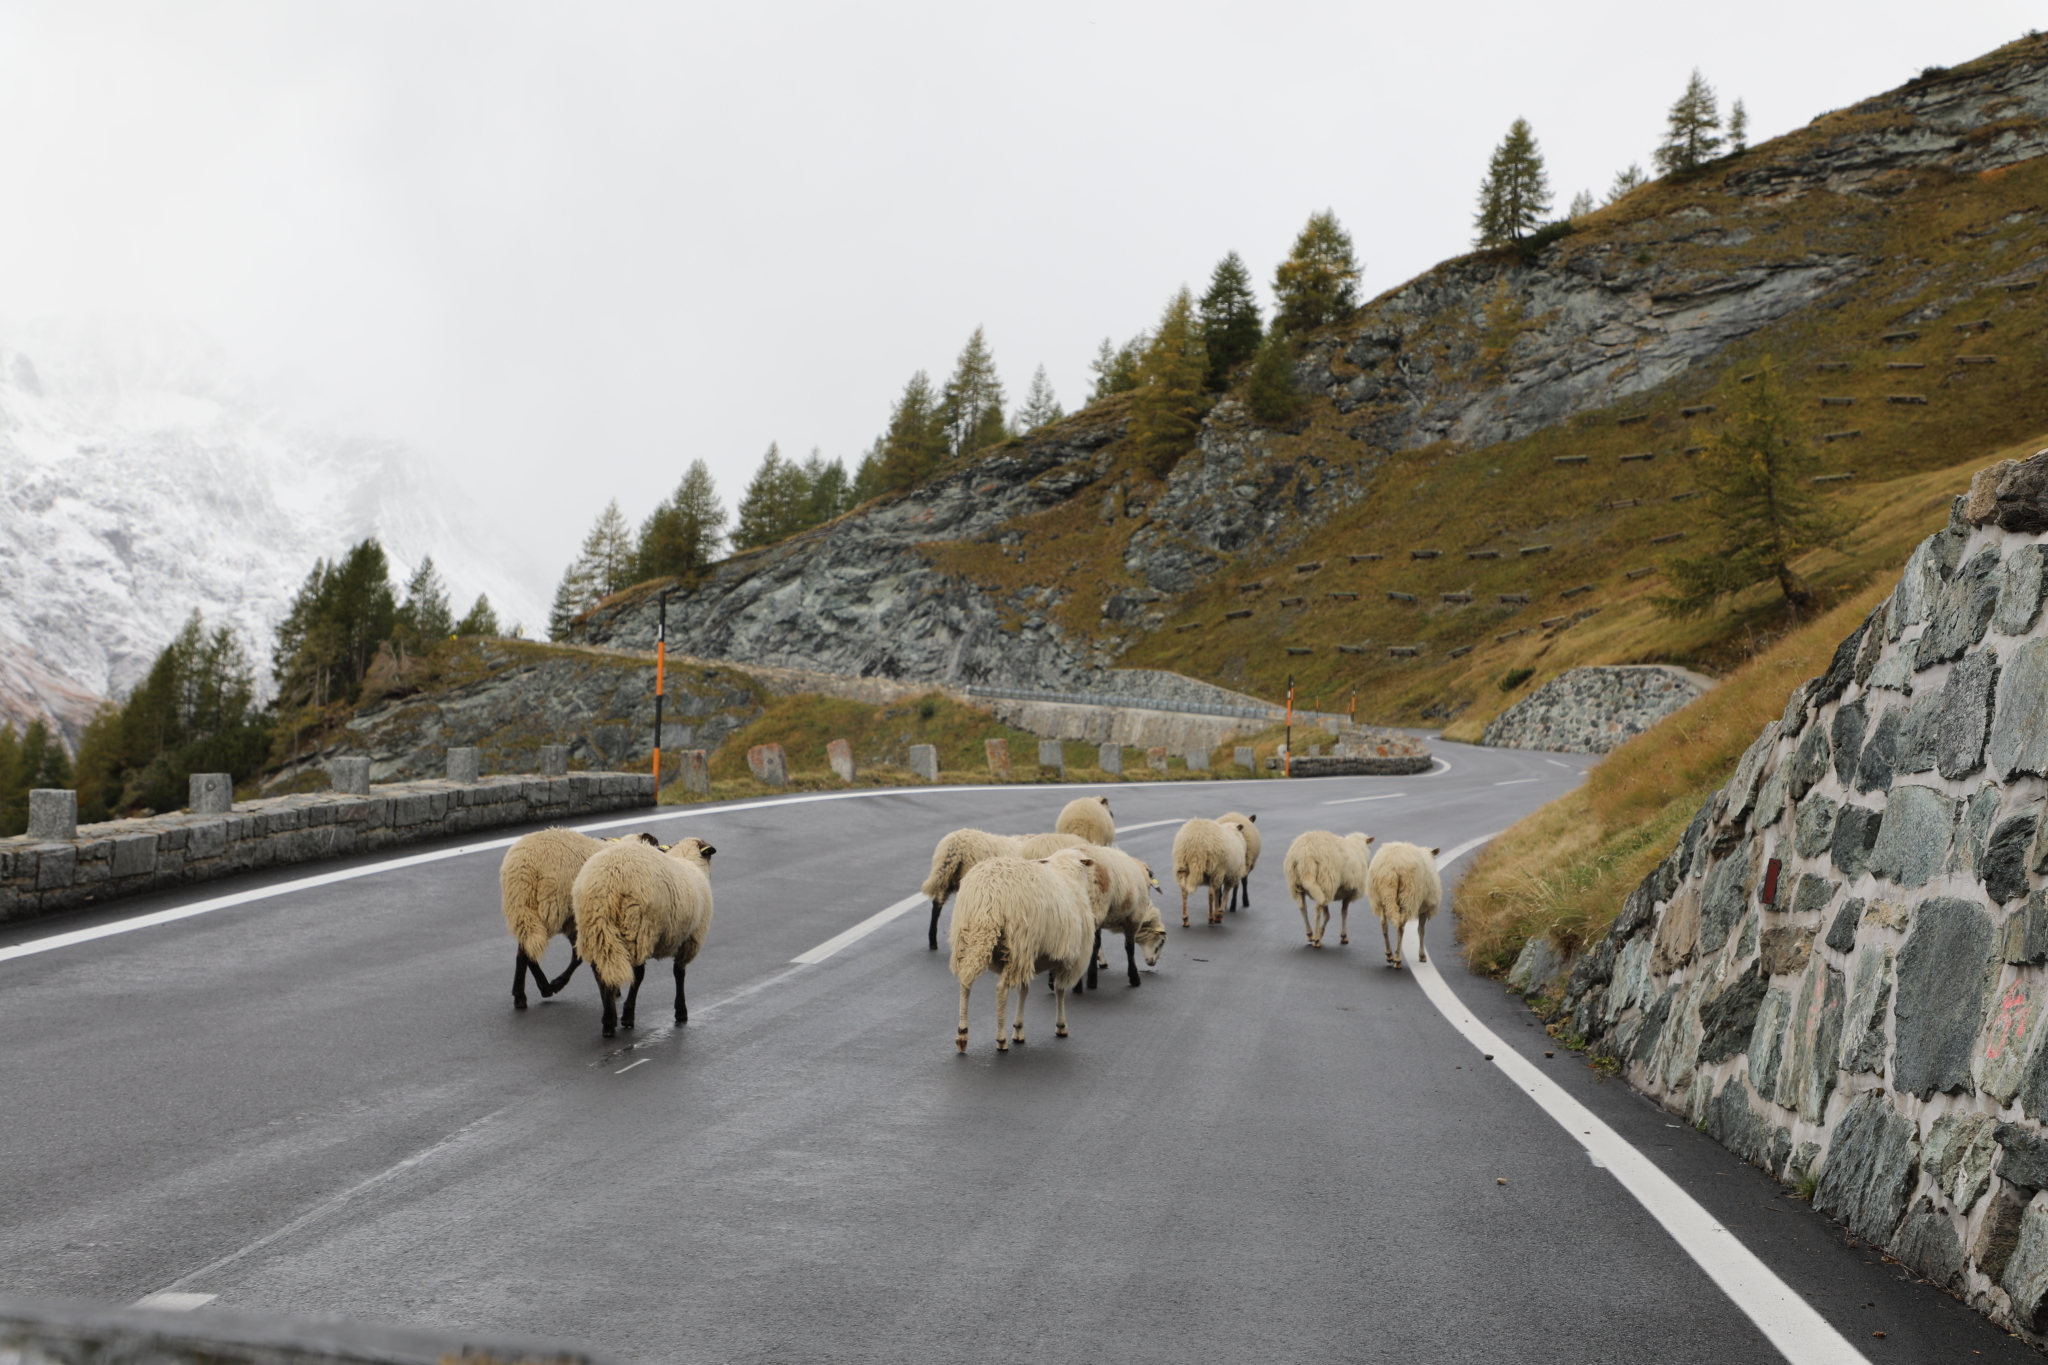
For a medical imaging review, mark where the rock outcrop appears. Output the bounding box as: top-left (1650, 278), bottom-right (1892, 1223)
top-left (1554, 450), bottom-right (2048, 1339)
top-left (1482, 666), bottom-right (1712, 754)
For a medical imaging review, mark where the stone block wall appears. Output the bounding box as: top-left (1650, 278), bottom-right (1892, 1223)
top-left (1555, 454), bottom-right (2048, 1339)
top-left (1482, 665), bottom-right (1712, 754)
top-left (0, 772), bottom-right (655, 926)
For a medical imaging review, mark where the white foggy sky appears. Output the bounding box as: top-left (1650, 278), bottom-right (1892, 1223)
top-left (0, 2), bottom-right (2038, 602)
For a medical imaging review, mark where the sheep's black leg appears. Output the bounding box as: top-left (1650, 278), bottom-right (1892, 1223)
top-left (1087, 928), bottom-right (1100, 990)
top-left (1243, 878), bottom-right (1252, 910)
top-left (513, 951), bottom-right (533, 1009)
top-left (927, 899), bottom-right (943, 951)
top-left (1125, 931), bottom-right (1140, 987)
top-left (673, 956), bottom-right (688, 1025)
top-left (621, 962), bottom-right (646, 1030)
top-left (546, 954), bottom-right (582, 995)
top-left (599, 983), bottom-right (619, 1037)
top-left (1228, 882), bottom-right (1239, 913)
top-left (525, 952), bottom-right (557, 999)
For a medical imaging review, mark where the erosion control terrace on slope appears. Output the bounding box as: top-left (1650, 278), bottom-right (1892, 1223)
top-left (1552, 450), bottom-right (2048, 1340)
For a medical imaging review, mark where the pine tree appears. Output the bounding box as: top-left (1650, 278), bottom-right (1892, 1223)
top-left (1654, 69), bottom-right (1724, 176)
top-left (1728, 98), bottom-right (1749, 154)
top-left (1473, 119), bottom-right (1553, 248)
top-left (800, 448), bottom-right (849, 526)
top-left (849, 438), bottom-right (888, 505)
top-left (1130, 287), bottom-right (1210, 478)
top-left (634, 459), bottom-right (727, 583)
top-left (1246, 327), bottom-right (1301, 425)
top-left (1198, 252), bottom-right (1263, 390)
top-left (1567, 189), bottom-right (1596, 220)
top-left (83, 611), bottom-right (266, 817)
top-left (939, 327), bottom-right (1007, 457)
top-left (455, 594), bottom-right (500, 636)
top-left (875, 371), bottom-right (947, 491)
top-left (272, 541), bottom-right (396, 707)
top-left (0, 718), bottom-right (73, 834)
top-left (547, 567), bottom-right (587, 642)
top-left (1654, 363), bottom-right (1847, 619)
top-left (733, 443), bottom-right (815, 550)
top-left (393, 555), bottom-right (454, 656)
top-left (1272, 210), bottom-right (1361, 333)
top-left (548, 503), bottom-right (633, 641)
top-left (1013, 365), bottom-right (1064, 432)
top-left (1088, 335), bottom-right (1148, 401)
top-left (1606, 163), bottom-right (1648, 204)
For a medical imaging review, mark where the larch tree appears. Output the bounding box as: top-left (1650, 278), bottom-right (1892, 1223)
top-left (1654, 69), bottom-right (1724, 175)
top-left (1654, 364), bottom-right (1847, 620)
top-left (1198, 251), bottom-right (1263, 390)
top-left (1727, 98), bottom-right (1749, 154)
top-left (1272, 210), bottom-right (1360, 333)
top-left (1088, 335), bottom-right (1148, 400)
top-left (1013, 365), bottom-right (1064, 432)
top-left (1606, 163), bottom-right (1648, 203)
top-left (800, 448), bottom-right (849, 525)
top-left (875, 371), bottom-right (948, 491)
top-left (1473, 118), bottom-right (1552, 247)
top-left (732, 443), bottom-right (815, 550)
top-left (455, 594), bottom-right (500, 637)
top-left (633, 459), bottom-right (727, 584)
top-left (939, 327), bottom-right (1008, 457)
top-left (1246, 326), bottom-right (1301, 425)
top-left (547, 502), bottom-right (633, 641)
top-left (1567, 189), bottom-right (1596, 219)
top-left (393, 554), bottom-right (454, 657)
top-left (1130, 287), bottom-right (1209, 477)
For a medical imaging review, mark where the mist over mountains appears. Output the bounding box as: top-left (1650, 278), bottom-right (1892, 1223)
top-left (0, 321), bottom-right (545, 744)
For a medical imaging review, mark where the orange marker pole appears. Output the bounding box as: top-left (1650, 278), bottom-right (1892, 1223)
top-left (1284, 674), bottom-right (1294, 778)
top-left (653, 589), bottom-right (669, 790)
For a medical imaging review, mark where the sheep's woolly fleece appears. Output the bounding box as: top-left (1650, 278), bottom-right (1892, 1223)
top-left (1055, 796), bottom-right (1115, 846)
top-left (571, 836), bottom-right (717, 991)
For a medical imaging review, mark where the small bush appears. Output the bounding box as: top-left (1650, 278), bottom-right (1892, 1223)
top-left (1516, 219), bottom-right (1575, 263)
top-left (1500, 668), bottom-right (1535, 692)
top-left (1918, 65), bottom-right (1949, 82)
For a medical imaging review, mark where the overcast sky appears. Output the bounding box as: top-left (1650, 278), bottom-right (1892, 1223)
top-left (2, 2), bottom-right (2038, 602)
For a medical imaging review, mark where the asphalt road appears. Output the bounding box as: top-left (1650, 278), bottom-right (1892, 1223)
top-left (0, 742), bottom-right (2030, 1363)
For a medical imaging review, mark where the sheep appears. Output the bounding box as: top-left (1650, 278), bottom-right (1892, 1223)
top-left (1219, 812), bottom-right (1261, 912)
top-left (1366, 840), bottom-right (1442, 970)
top-left (1056, 795), bottom-right (1115, 846)
top-left (570, 836), bottom-right (717, 1037)
top-left (1072, 843), bottom-right (1167, 988)
top-left (919, 829), bottom-right (1091, 949)
top-left (950, 848), bottom-right (1110, 1053)
top-left (1171, 817), bottom-right (1248, 928)
top-left (1282, 830), bottom-right (1376, 948)
top-left (499, 828), bottom-right (661, 1009)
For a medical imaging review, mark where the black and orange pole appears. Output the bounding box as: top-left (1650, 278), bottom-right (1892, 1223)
top-left (1284, 674), bottom-right (1294, 777)
top-left (653, 589), bottom-right (669, 789)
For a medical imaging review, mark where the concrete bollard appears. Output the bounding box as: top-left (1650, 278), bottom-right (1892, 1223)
top-left (1148, 746), bottom-right (1170, 773)
top-left (827, 738), bottom-right (856, 783)
top-left (681, 749), bottom-right (710, 795)
top-left (1186, 748), bottom-right (1210, 771)
top-left (748, 743), bottom-right (788, 785)
top-left (329, 757), bottom-right (371, 795)
top-left (985, 737), bottom-right (1010, 781)
top-left (1234, 746), bottom-right (1256, 770)
top-left (1099, 742), bottom-right (1122, 775)
top-left (446, 747), bottom-right (480, 784)
top-left (27, 788), bottom-right (75, 840)
top-left (909, 744), bottom-right (939, 782)
top-left (1038, 739), bottom-right (1065, 780)
top-left (188, 773), bottom-right (233, 815)
top-left (1309, 745), bottom-right (1323, 759)
top-left (538, 745), bottom-right (568, 776)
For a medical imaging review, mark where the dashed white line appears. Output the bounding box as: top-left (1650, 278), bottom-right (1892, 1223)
top-left (132, 1292), bottom-right (215, 1310)
top-left (1493, 778), bottom-right (1540, 786)
top-left (1414, 839), bottom-right (1867, 1365)
top-left (1322, 792), bottom-right (1406, 805)
top-left (791, 893), bottom-right (928, 964)
top-left (614, 1058), bottom-right (649, 1075)
top-left (1546, 759), bottom-right (1574, 770)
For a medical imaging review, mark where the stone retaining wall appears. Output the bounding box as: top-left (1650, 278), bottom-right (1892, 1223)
top-left (1482, 665), bottom-right (1712, 754)
top-left (0, 772), bottom-right (655, 926)
top-left (1552, 452), bottom-right (2048, 1340)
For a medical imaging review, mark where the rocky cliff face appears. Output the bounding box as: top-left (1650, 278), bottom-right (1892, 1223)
top-left (1482, 666), bottom-right (1712, 754)
top-left (1551, 452), bottom-right (2048, 1339)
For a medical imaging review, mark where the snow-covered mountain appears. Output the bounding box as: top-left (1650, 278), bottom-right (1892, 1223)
top-left (0, 321), bottom-right (546, 746)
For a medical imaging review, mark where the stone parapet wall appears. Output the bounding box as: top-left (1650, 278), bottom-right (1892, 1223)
top-left (0, 772), bottom-right (654, 926)
top-left (1482, 665), bottom-right (1712, 754)
top-left (1554, 453), bottom-right (2048, 1339)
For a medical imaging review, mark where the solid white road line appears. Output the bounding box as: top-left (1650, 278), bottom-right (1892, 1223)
top-left (1112, 817), bottom-right (1189, 834)
top-left (614, 1058), bottom-right (649, 1075)
top-left (1414, 840), bottom-right (1868, 1365)
top-left (1492, 777), bottom-right (1540, 786)
top-left (132, 1292), bottom-right (215, 1310)
top-left (1322, 792), bottom-right (1405, 805)
top-left (792, 893), bottom-right (928, 964)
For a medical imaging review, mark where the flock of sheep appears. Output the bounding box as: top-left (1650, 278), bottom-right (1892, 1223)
top-left (493, 794), bottom-right (1443, 1049)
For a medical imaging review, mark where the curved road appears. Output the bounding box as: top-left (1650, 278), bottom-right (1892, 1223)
top-left (0, 742), bottom-right (2025, 1362)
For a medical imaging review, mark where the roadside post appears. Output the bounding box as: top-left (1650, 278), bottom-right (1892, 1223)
top-left (653, 589), bottom-right (669, 790)
top-left (1284, 675), bottom-right (1294, 777)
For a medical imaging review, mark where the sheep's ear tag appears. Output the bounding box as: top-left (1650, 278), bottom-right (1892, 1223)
top-left (699, 842), bottom-right (717, 860)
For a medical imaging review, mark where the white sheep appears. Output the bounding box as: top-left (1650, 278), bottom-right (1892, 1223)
top-left (1056, 795), bottom-right (1115, 846)
top-left (1171, 817), bottom-right (1249, 928)
top-left (499, 828), bottom-right (660, 1009)
top-left (949, 848), bottom-right (1111, 1053)
top-left (1072, 843), bottom-right (1167, 988)
top-left (570, 836), bottom-right (717, 1037)
top-left (1218, 812), bottom-right (1261, 912)
top-left (1282, 830), bottom-right (1376, 948)
top-left (1366, 840), bottom-right (1442, 969)
top-left (918, 828), bottom-right (1093, 950)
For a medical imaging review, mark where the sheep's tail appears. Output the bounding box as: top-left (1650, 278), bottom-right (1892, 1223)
top-left (921, 842), bottom-right (966, 905)
top-left (949, 912), bottom-right (1003, 987)
top-left (501, 860), bottom-right (555, 963)
top-left (576, 894), bottom-right (641, 990)
top-left (1384, 863), bottom-right (1424, 924)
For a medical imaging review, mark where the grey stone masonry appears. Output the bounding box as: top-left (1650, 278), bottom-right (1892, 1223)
top-left (1235, 746), bottom-right (1256, 770)
top-left (1038, 739), bottom-right (1065, 779)
top-left (909, 744), bottom-right (939, 782)
top-left (0, 771), bottom-right (655, 927)
top-left (27, 790), bottom-right (74, 841)
top-left (188, 773), bottom-right (232, 815)
top-left (445, 747), bottom-right (480, 784)
top-left (1286, 753), bottom-right (1435, 778)
top-left (539, 745), bottom-right (569, 776)
top-left (1551, 450), bottom-right (2048, 1346)
top-left (1483, 665), bottom-right (1712, 753)
top-left (1185, 748), bottom-right (1210, 771)
top-left (329, 757), bottom-right (371, 795)
top-left (1099, 742), bottom-right (1122, 775)
top-left (680, 750), bottom-right (709, 795)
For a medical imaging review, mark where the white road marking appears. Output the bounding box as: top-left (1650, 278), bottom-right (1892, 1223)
top-left (792, 893), bottom-right (928, 964)
top-left (614, 1058), bottom-right (649, 1075)
top-left (132, 1292), bottom-right (215, 1310)
top-left (1493, 778), bottom-right (1540, 786)
top-left (1112, 818), bottom-right (1187, 833)
top-left (1414, 840), bottom-right (1868, 1365)
top-left (1546, 759), bottom-right (1574, 769)
top-left (1431, 757), bottom-right (1454, 774)
top-left (1322, 792), bottom-right (1405, 805)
